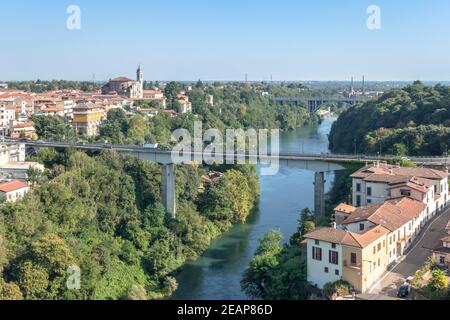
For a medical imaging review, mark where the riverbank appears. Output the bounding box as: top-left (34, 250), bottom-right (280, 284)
top-left (172, 118), bottom-right (337, 300)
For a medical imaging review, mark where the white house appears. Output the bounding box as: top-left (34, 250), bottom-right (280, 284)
top-left (351, 162), bottom-right (449, 210)
top-left (0, 180), bottom-right (29, 202)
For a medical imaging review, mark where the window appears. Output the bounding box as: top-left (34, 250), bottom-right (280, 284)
top-left (373, 246), bottom-right (376, 254)
top-left (329, 250), bottom-right (339, 265)
top-left (359, 223), bottom-right (365, 231)
top-left (367, 199), bottom-right (372, 204)
top-left (312, 247), bottom-right (322, 261)
top-left (356, 183), bottom-right (361, 192)
top-left (383, 240), bottom-right (385, 247)
top-left (367, 187), bottom-right (372, 196)
top-left (356, 195), bottom-right (361, 207)
top-left (400, 189), bottom-right (411, 197)
top-left (378, 258), bottom-right (380, 267)
top-left (350, 253), bottom-right (357, 265)
top-left (331, 243), bottom-right (336, 249)
top-left (335, 269), bottom-right (339, 276)
top-left (377, 243), bottom-right (381, 252)
top-left (440, 256), bottom-right (445, 265)
top-left (315, 240), bottom-right (320, 245)
top-left (324, 267), bottom-right (329, 273)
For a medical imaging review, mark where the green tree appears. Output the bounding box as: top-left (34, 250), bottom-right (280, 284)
top-left (429, 269), bottom-right (449, 291)
top-left (241, 230), bottom-right (283, 298)
top-left (0, 282), bottom-right (24, 300)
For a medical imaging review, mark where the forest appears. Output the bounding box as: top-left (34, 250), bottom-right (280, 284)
top-left (329, 81), bottom-right (450, 156)
top-left (0, 149), bottom-right (259, 300)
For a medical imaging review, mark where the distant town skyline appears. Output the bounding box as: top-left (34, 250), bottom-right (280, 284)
top-left (1, 0), bottom-right (450, 81)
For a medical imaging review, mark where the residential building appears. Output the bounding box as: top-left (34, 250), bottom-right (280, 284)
top-left (0, 143), bottom-right (43, 181)
top-left (306, 165), bottom-right (436, 293)
top-left (0, 105), bottom-right (16, 128)
top-left (333, 203), bottom-right (356, 225)
top-left (206, 94), bottom-right (214, 106)
top-left (34, 104), bottom-right (65, 117)
top-left (143, 90), bottom-right (164, 99)
top-left (136, 107), bottom-right (159, 117)
top-left (0, 180), bottom-right (29, 202)
top-left (8, 121), bottom-right (36, 139)
top-left (176, 93), bottom-right (192, 113)
top-left (72, 102), bottom-right (104, 136)
top-left (432, 220), bottom-right (450, 269)
top-left (305, 224), bottom-right (390, 292)
top-left (351, 162), bottom-right (449, 209)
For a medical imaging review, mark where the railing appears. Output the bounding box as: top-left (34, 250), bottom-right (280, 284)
top-left (343, 260), bottom-right (362, 269)
top-left (12, 139), bottom-right (450, 165)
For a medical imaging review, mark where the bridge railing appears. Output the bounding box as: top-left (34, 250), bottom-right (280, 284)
top-left (21, 140), bottom-right (450, 164)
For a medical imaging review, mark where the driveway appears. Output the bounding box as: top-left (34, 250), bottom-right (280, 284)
top-left (368, 206), bottom-right (450, 298)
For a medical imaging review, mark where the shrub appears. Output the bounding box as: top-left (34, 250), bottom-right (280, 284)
top-left (323, 280), bottom-right (353, 300)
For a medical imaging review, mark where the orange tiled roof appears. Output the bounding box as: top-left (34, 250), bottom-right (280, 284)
top-left (304, 225), bottom-right (389, 249)
top-left (335, 203), bottom-right (357, 214)
top-left (352, 163), bottom-right (448, 182)
top-left (0, 181), bottom-right (28, 193)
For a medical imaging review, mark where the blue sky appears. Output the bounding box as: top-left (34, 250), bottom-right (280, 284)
top-left (1, 0), bottom-right (449, 81)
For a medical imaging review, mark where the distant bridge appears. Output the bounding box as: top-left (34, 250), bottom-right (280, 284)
top-left (21, 140), bottom-right (450, 219)
top-left (272, 97), bottom-right (368, 113)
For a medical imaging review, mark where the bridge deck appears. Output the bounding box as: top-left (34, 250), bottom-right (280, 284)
top-left (22, 141), bottom-right (450, 166)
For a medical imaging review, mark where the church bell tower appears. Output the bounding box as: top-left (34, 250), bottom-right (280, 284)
top-left (136, 65), bottom-right (144, 98)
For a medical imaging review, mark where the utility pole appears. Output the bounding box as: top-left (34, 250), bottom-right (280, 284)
top-left (245, 72), bottom-right (248, 83)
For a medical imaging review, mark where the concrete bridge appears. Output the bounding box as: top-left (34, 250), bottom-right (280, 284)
top-left (273, 97), bottom-right (368, 113)
top-left (22, 140), bottom-right (450, 219)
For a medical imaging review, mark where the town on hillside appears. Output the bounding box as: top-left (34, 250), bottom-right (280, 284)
top-left (0, 66), bottom-right (193, 138)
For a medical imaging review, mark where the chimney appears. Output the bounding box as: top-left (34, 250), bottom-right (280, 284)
top-left (331, 222), bottom-right (337, 229)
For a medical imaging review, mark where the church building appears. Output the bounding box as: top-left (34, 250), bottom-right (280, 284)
top-left (102, 66), bottom-right (144, 98)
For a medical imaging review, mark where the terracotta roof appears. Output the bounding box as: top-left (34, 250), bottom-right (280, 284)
top-left (342, 202), bottom-right (409, 232)
top-left (304, 228), bottom-right (361, 248)
top-left (11, 122), bottom-right (34, 129)
top-left (111, 77), bottom-right (134, 82)
top-left (350, 225), bottom-right (390, 248)
top-left (351, 163), bottom-right (448, 182)
top-left (143, 90), bottom-right (162, 95)
top-left (305, 225), bottom-right (389, 249)
top-left (0, 181), bottom-right (29, 193)
top-left (387, 197), bottom-right (426, 220)
top-left (335, 203), bottom-right (357, 214)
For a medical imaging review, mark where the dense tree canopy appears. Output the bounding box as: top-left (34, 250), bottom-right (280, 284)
top-left (0, 150), bottom-right (259, 300)
top-left (329, 82), bottom-right (450, 156)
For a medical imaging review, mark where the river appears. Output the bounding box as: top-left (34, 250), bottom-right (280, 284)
top-left (172, 118), bottom-right (336, 300)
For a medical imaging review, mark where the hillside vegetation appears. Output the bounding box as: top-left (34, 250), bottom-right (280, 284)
top-left (329, 81), bottom-right (450, 156)
top-left (0, 149), bottom-right (259, 300)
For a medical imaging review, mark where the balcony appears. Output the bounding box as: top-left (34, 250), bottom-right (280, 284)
top-left (343, 260), bottom-right (362, 270)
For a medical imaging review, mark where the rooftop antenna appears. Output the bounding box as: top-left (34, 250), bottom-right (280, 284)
top-left (270, 74), bottom-right (273, 85)
top-left (245, 72), bottom-right (248, 83)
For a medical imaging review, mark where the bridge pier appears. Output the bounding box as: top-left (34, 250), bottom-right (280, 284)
top-left (314, 171), bottom-right (325, 219)
top-left (162, 163), bottom-right (176, 218)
